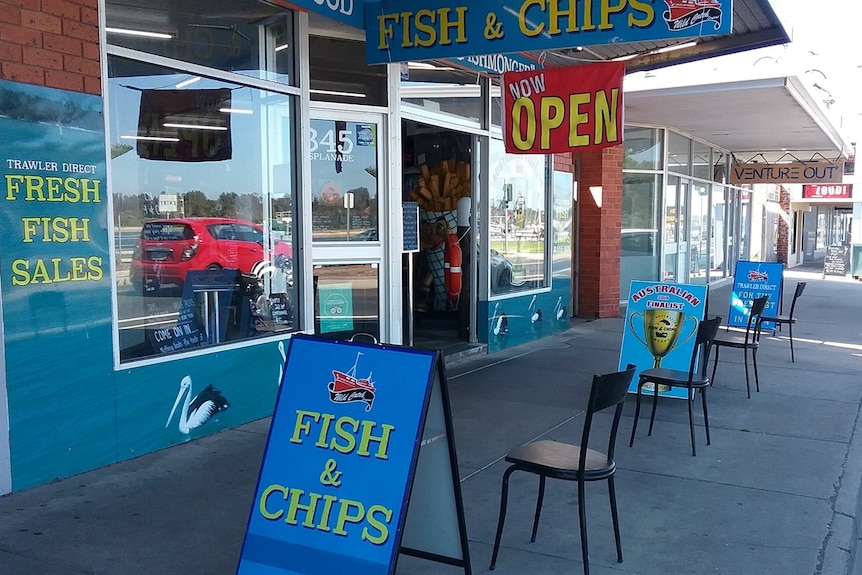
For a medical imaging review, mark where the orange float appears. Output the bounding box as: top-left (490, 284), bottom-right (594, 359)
top-left (444, 233), bottom-right (462, 301)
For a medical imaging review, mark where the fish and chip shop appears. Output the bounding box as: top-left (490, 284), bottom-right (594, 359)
top-left (0, 0), bottom-right (849, 495)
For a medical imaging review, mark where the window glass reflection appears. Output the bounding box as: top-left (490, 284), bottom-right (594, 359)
top-left (621, 173), bottom-right (661, 291)
top-left (105, 0), bottom-right (295, 86)
top-left (488, 139), bottom-right (548, 295)
top-left (310, 119), bottom-right (379, 242)
top-left (314, 264), bottom-right (379, 340)
top-left (108, 56), bottom-right (298, 362)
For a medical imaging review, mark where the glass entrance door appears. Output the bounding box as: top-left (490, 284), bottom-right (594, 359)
top-left (309, 110), bottom-right (386, 342)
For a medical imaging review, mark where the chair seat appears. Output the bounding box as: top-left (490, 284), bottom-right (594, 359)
top-left (505, 439), bottom-right (614, 480)
top-left (713, 332), bottom-right (759, 348)
top-left (760, 315), bottom-right (794, 324)
top-left (638, 367), bottom-right (710, 388)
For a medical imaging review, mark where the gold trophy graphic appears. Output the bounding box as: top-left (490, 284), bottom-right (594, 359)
top-left (629, 310), bottom-right (698, 391)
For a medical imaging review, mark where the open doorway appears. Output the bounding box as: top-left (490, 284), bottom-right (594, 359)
top-left (402, 120), bottom-right (474, 350)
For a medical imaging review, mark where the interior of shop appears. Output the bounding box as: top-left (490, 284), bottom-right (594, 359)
top-left (401, 120), bottom-right (473, 351)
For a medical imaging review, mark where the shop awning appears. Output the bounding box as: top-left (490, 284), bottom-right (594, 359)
top-left (624, 74), bottom-right (855, 162)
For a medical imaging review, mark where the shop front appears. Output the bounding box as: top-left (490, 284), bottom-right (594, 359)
top-left (0, 0), bottom-right (825, 495)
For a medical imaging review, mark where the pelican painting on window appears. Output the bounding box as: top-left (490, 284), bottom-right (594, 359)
top-left (165, 375), bottom-right (229, 435)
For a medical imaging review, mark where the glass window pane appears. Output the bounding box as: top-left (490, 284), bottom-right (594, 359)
top-left (105, 0), bottom-right (296, 86)
top-left (488, 139), bottom-right (548, 295)
top-left (309, 119), bottom-right (379, 242)
top-left (108, 56), bottom-right (298, 363)
top-left (692, 140), bottom-right (711, 180)
top-left (309, 36), bottom-right (387, 106)
top-left (668, 132), bottom-right (690, 176)
top-left (623, 126), bottom-right (663, 170)
top-left (313, 264), bottom-right (379, 340)
top-left (689, 182), bottom-right (710, 283)
top-left (710, 186), bottom-right (728, 277)
top-left (621, 173), bottom-right (660, 292)
top-left (402, 66), bottom-right (483, 128)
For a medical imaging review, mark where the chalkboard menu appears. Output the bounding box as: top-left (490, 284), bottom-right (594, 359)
top-left (824, 245), bottom-right (849, 277)
top-left (402, 201), bottom-right (420, 253)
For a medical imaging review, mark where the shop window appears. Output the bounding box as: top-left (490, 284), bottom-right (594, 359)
top-left (107, 56), bottom-right (299, 363)
top-left (623, 126), bottom-right (664, 171)
top-left (313, 264), bottom-right (379, 341)
top-left (692, 140), bottom-right (712, 180)
top-left (488, 140), bottom-right (549, 296)
top-left (402, 66), bottom-right (484, 128)
top-left (689, 183), bottom-right (710, 283)
top-left (105, 0), bottom-right (296, 86)
top-left (668, 132), bottom-right (690, 176)
top-left (309, 119), bottom-right (380, 242)
top-left (621, 173), bottom-right (661, 292)
top-left (309, 36), bottom-right (387, 107)
top-left (710, 186), bottom-right (728, 277)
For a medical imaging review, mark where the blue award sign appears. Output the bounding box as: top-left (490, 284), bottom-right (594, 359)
top-left (237, 336), bottom-right (471, 575)
top-left (620, 282), bottom-right (708, 400)
top-left (728, 261), bottom-right (783, 330)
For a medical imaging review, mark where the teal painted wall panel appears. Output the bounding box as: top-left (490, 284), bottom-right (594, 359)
top-left (480, 279), bottom-right (572, 353)
top-left (0, 81), bottom-right (117, 490)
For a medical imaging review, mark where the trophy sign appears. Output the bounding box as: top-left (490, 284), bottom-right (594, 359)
top-left (620, 281), bottom-right (708, 399)
top-left (629, 309), bottom-right (698, 369)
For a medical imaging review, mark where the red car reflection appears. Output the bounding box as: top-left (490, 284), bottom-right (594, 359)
top-left (130, 217), bottom-right (293, 293)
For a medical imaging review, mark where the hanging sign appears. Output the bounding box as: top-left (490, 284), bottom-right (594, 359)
top-left (364, 0), bottom-right (733, 64)
top-left (728, 261), bottom-right (783, 330)
top-left (620, 281), bottom-right (708, 400)
top-left (802, 184), bottom-right (852, 199)
top-left (448, 53), bottom-right (543, 76)
top-left (236, 335), bottom-right (472, 575)
top-left (729, 161), bottom-right (845, 185)
top-left (268, 0), bottom-right (369, 29)
top-left (503, 62), bottom-right (624, 154)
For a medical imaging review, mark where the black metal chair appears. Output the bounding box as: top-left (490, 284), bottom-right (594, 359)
top-left (489, 364), bottom-right (636, 575)
top-left (629, 317), bottom-right (722, 456)
top-left (711, 295), bottom-right (769, 399)
top-left (759, 281), bottom-right (807, 362)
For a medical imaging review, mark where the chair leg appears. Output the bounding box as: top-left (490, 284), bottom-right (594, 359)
top-left (742, 347), bottom-right (751, 399)
top-left (701, 386), bottom-right (711, 446)
top-left (530, 475), bottom-right (545, 542)
top-left (789, 322), bottom-right (795, 362)
top-left (687, 387), bottom-right (696, 457)
top-left (577, 479), bottom-right (590, 575)
top-left (629, 380), bottom-right (644, 447)
top-left (711, 345), bottom-right (720, 384)
top-left (608, 476), bottom-right (623, 563)
top-left (753, 348), bottom-right (760, 393)
top-left (490, 466), bottom-right (516, 570)
top-left (647, 381), bottom-right (660, 436)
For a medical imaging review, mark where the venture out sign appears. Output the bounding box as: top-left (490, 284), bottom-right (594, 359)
top-left (364, 0), bottom-right (733, 64)
top-left (503, 61), bottom-right (624, 154)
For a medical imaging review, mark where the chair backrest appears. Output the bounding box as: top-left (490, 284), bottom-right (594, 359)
top-left (745, 295), bottom-right (769, 342)
top-left (689, 316), bottom-right (722, 378)
top-left (788, 281), bottom-right (807, 317)
top-left (579, 364), bottom-right (637, 469)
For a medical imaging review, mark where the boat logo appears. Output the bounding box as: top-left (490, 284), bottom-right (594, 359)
top-left (328, 352), bottom-right (376, 411)
top-left (662, 0), bottom-right (724, 31)
top-left (747, 270), bottom-right (769, 282)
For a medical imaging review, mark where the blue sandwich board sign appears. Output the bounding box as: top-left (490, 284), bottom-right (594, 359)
top-left (728, 261), bottom-right (783, 330)
top-left (237, 335), bottom-right (471, 575)
top-left (620, 281), bottom-right (708, 400)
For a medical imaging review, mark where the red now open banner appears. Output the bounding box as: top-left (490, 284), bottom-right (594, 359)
top-left (503, 62), bottom-right (624, 155)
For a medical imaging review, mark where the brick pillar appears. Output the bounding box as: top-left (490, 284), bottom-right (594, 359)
top-left (577, 147), bottom-right (623, 318)
top-left (776, 185), bottom-right (791, 265)
top-left (0, 0), bottom-right (101, 95)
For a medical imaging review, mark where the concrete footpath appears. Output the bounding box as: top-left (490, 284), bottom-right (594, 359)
top-left (1, 269), bottom-right (862, 575)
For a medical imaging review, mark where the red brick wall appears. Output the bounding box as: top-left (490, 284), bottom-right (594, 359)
top-left (0, 0), bottom-right (101, 95)
top-left (776, 185), bottom-right (790, 265)
top-left (577, 146), bottom-right (623, 318)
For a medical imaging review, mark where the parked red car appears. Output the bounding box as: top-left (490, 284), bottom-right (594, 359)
top-left (130, 217), bottom-right (293, 293)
